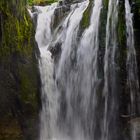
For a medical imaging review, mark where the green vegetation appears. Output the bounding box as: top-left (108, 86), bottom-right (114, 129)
top-left (0, 0), bottom-right (39, 111)
top-left (104, 0), bottom-right (109, 9)
top-left (0, 0), bottom-right (140, 140)
top-left (0, 0), bottom-right (34, 57)
top-left (0, 0), bottom-right (40, 140)
top-left (80, 0), bottom-right (92, 30)
top-left (27, 0), bottom-right (58, 6)
top-left (118, 2), bottom-right (126, 46)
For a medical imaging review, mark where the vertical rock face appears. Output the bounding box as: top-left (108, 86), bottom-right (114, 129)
top-left (134, 0), bottom-right (140, 92)
top-left (0, 0), bottom-right (40, 140)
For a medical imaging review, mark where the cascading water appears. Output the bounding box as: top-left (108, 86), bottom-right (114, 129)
top-left (35, 3), bottom-right (58, 140)
top-left (34, 1), bottom-right (91, 140)
top-left (56, 0), bottom-right (102, 139)
top-left (30, 0), bottom-right (140, 140)
top-left (125, 0), bottom-right (140, 139)
top-left (125, 0), bottom-right (139, 117)
top-left (102, 1), bottom-right (119, 140)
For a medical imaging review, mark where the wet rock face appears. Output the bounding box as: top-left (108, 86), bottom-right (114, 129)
top-left (133, 0), bottom-right (140, 93)
top-left (0, 12), bottom-right (2, 43)
top-left (128, 118), bottom-right (140, 139)
top-left (49, 42), bottom-right (62, 57)
top-left (64, 0), bottom-right (85, 4)
top-left (0, 0), bottom-right (40, 140)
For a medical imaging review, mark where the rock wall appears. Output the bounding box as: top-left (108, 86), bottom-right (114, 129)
top-left (0, 0), bottom-right (40, 140)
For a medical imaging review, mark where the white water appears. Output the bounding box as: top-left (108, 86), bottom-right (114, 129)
top-left (55, 0), bottom-right (103, 139)
top-left (31, 0), bottom-right (140, 140)
top-left (76, 0), bottom-right (102, 137)
top-left (125, 0), bottom-right (139, 116)
top-left (35, 3), bottom-right (58, 140)
top-left (125, 0), bottom-right (140, 139)
top-left (102, 0), bottom-right (119, 140)
top-left (35, 1), bottom-right (89, 140)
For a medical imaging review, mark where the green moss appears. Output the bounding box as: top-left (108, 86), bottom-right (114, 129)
top-left (0, 0), bottom-right (39, 139)
top-left (0, 0), bottom-right (34, 58)
top-left (27, 0), bottom-right (58, 6)
top-left (80, 0), bottom-right (92, 30)
top-left (80, 0), bottom-right (109, 35)
top-left (18, 58), bottom-right (38, 113)
top-left (104, 0), bottom-right (109, 10)
top-left (118, 2), bottom-right (126, 46)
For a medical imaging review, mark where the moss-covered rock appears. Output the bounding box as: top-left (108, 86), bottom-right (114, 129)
top-left (28, 0), bottom-right (58, 6)
top-left (133, 0), bottom-right (140, 76)
top-left (80, 0), bottom-right (92, 30)
top-left (0, 0), bottom-right (40, 140)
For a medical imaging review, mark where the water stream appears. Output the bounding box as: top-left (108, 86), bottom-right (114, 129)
top-left (31, 0), bottom-right (140, 139)
top-left (125, 0), bottom-right (140, 139)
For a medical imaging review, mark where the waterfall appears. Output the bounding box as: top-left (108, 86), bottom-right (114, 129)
top-left (35, 3), bottom-right (58, 140)
top-left (102, 1), bottom-right (119, 140)
top-left (125, 0), bottom-right (140, 139)
top-left (125, 0), bottom-right (139, 117)
top-left (30, 0), bottom-right (140, 140)
top-left (55, 0), bottom-right (102, 139)
top-left (34, 1), bottom-right (90, 140)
